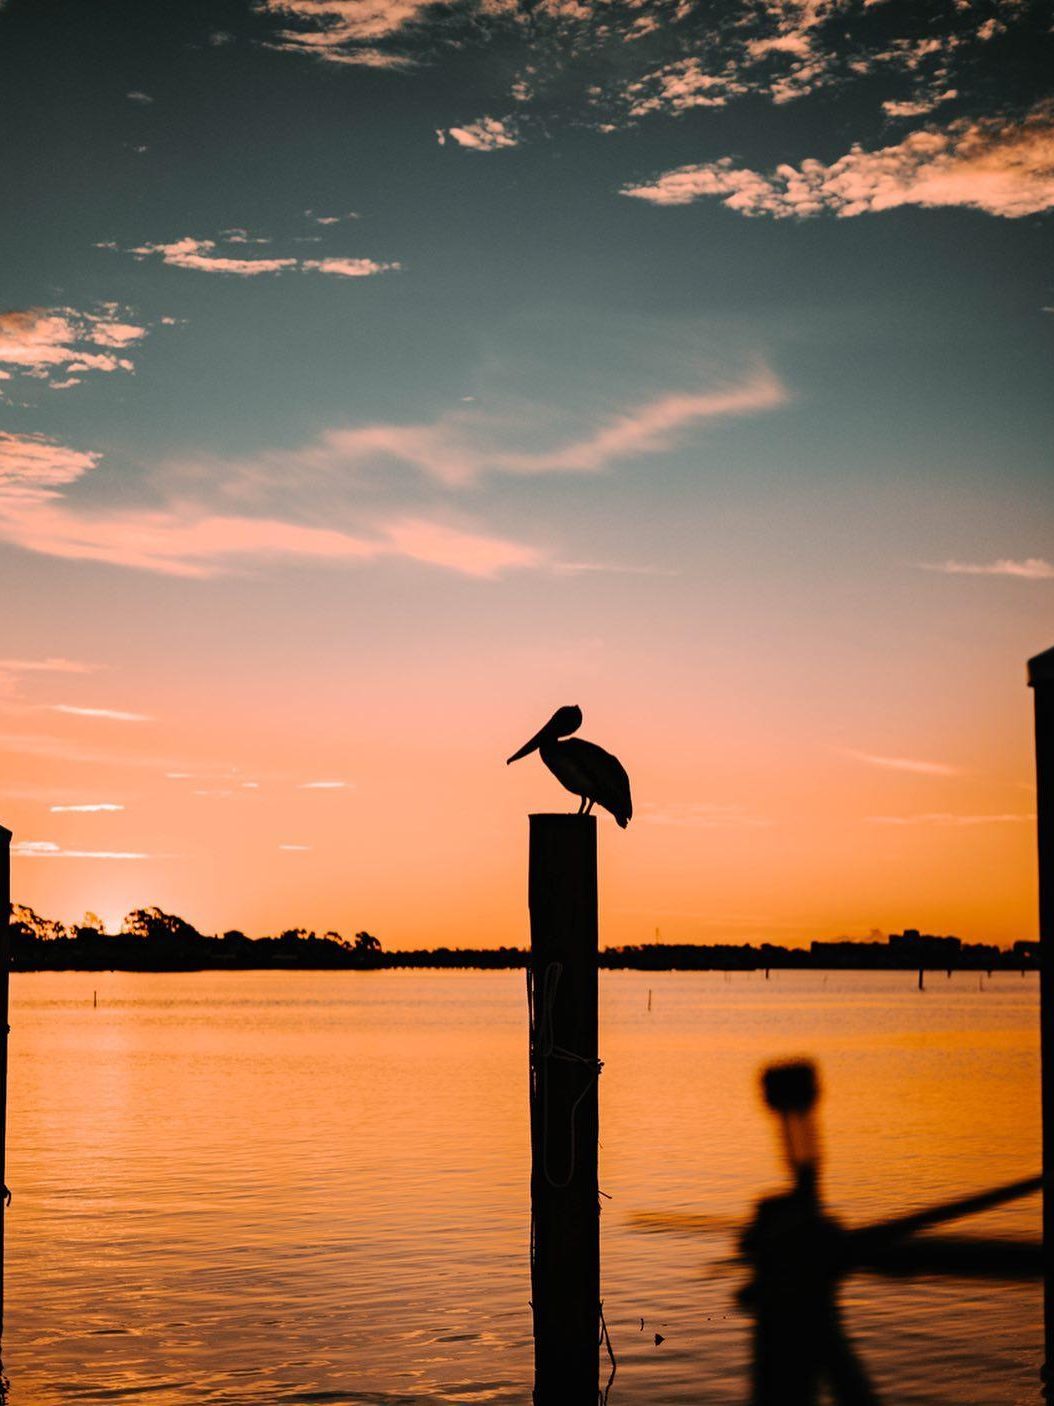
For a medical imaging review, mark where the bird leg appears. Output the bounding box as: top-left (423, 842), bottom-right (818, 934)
top-left (585, 799), bottom-right (595, 814)
top-left (577, 796), bottom-right (587, 814)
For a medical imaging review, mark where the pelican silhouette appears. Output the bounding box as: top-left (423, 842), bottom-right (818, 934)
top-left (507, 706), bottom-right (632, 827)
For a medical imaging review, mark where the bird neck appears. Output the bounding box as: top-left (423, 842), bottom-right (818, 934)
top-left (538, 736), bottom-right (562, 763)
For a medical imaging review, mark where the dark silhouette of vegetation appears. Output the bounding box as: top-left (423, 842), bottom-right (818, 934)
top-left (4, 906), bottom-right (1037, 973)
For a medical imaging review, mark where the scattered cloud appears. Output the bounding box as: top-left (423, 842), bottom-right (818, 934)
top-left (0, 306), bottom-right (149, 389)
top-left (882, 89), bottom-right (958, 119)
top-left (302, 256), bottom-right (400, 277)
top-left (50, 803), bottom-right (125, 813)
top-left (126, 90), bottom-right (153, 103)
top-left (621, 58), bottom-right (748, 118)
top-left (300, 779), bottom-right (351, 789)
top-left (621, 106), bottom-right (1054, 220)
top-left (114, 234), bottom-right (398, 279)
top-left (844, 749), bottom-right (962, 776)
top-left (278, 843), bottom-right (312, 851)
top-left (922, 557), bottom-right (1054, 579)
top-left (50, 705), bottom-right (150, 722)
top-left (443, 116), bottom-right (519, 151)
top-left (128, 237), bottom-right (298, 276)
top-left (12, 840), bottom-right (152, 859)
top-left (260, 0), bottom-right (441, 66)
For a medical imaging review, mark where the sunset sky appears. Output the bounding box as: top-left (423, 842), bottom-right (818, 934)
top-left (0, 0), bottom-right (1051, 947)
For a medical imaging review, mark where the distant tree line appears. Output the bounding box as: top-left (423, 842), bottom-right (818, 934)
top-left (5, 906), bottom-right (1037, 973)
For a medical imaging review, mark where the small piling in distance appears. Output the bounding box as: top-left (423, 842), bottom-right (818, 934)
top-left (1029, 644), bottom-right (1054, 1393)
top-left (526, 813), bottom-right (599, 1405)
top-left (0, 824), bottom-right (10, 1338)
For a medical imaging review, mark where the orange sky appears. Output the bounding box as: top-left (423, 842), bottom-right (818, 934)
top-left (1, 572), bottom-right (1047, 948)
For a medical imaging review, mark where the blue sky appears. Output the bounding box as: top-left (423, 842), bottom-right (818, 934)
top-left (0, 0), bottom-right (1051, 943)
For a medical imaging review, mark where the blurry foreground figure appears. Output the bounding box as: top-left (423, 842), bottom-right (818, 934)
top-left (739, 1060), bottom-right (881, 1406)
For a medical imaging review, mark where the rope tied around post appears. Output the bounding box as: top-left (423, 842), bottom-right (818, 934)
top-left (528, 961), bottom-right (604, 1189)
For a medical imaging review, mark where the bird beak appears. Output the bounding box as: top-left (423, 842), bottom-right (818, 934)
top-left (507, 726), bottom-right (547, 765)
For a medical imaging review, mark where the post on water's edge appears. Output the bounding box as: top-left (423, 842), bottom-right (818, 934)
top-left (527, 813), bottom-right (599, 1405)
top-left (1029, 646), bottom-right (1054, 1396)
top-left (0, 823), bottom-right (10, 1341)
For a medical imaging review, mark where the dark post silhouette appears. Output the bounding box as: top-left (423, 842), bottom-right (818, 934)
top-left (526, 813), bottom-right (599, 1404)
top-left (1029, 645), bottom-right (1054, 1393)
top-left (0, 824), bottom-right (9, 1338)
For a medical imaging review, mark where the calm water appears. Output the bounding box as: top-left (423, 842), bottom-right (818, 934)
top-left (4, 969), bottom-right (1042, 1404)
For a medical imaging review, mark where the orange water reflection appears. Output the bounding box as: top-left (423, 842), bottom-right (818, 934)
top-left (4, 969), bottom-right (1041, 1403)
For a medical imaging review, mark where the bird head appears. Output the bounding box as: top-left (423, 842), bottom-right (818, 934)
top-left (506, 705), bottom-right (582, 764)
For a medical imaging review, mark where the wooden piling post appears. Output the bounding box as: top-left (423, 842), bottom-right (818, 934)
top-left (1029, 647), bottom-right (1054, 1395)
top-left (0, 824), bottom-right (10, 1339)
top-left (527, 813), bottom-right (599, 1405)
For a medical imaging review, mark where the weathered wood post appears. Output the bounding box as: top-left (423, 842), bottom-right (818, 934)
top-left (527, 813), bottom-right (599, 1404)
top-left (0, 824), bottom-right (10, 1339)
top-left (1029, 646), bottom-right (1054, 1395)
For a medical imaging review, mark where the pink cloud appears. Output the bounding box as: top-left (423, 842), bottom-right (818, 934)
top-left (302, 256), bottom-right (400, 276)
top-left (623, 106), bottom-right (1054, 218)
top-left (844, 749), bottom-right (962, 777)
top-left (383, 518), bottom-right (542, 575)
top-left (0, 432), bottom-right (543, 579)
top-left (444, 116), bottom-right (519, 151)
top-left (495, 370), bottom-right (788, 473)
top-left (130, 237), bottom-right (298, 275)
top-left (262, 0), bottom-right (431, 42)
top-left (923, 557), bottom-right (1054, 579)
top-left (0, 307), bottom-right (148, 387)
top-left (0, 431), bottom-right (100, 500)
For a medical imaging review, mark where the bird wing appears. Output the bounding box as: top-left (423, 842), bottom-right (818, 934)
top-left (557, 738), bottom-right (632, 822)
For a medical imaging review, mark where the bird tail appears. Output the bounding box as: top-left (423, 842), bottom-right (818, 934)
top-left (616, 813), bottom-right (629, 829)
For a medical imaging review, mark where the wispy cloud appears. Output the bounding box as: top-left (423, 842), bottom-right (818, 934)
top-left (0, 430), bottom-right (101, 498)
top-left (128, 237), bottom-right (298, 276)
top-left (494, 371), bottom-right (787, 475)
top-left (308, 366), bottom-right (786, 485)
top-left (442, 117), bottom-right (520, 151)
top-left (0, 656), bottom-right (99, 703)
top-left (0, 360), bottom-right (780, 578)
top-left (0, 656), bottom-right (97, 678)
top-left (0, 306), bottom-right (149, 390)
top-left (300, 779), bottom-right (351, 789)
top-left (12, 840), bottom-right (152, 859)
top-left (867, 812), bottom-right (1034, 826)
top-left (0, 430), bottom-right (544, 578)
top-left (622, 105), bottom-right (1054, 219)
top-left (922, 557), bottom-right (1054, 579)
top-left (278, 843), bottom-right (312, 851)
top-left (116, 234), bottom-right (399, 279)
top-left (844, 748), bottom-right (962, 777)
top-left (50, 704), bottom-right (150, 722)
top-left (50, 802), bottom-right (125, 813)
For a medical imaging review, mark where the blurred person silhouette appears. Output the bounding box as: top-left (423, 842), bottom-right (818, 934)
top-left (739, 1060), bottom-right (881, 1406)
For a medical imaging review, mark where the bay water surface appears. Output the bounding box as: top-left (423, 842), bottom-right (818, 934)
top-left (5, 969), bottom-right (1042, 1403)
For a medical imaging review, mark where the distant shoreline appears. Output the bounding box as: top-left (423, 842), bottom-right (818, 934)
top-left (10, 945), bottom-right (1037, 975)
top-left (11, 908), bottom-right (1037, 974)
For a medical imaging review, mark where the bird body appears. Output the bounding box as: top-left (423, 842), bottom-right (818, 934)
top-left (507, 706), bottom-right (632, 828)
